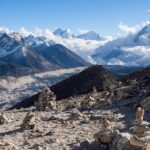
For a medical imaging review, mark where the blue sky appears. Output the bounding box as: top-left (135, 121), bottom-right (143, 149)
top-left (0, 0), bottom-right (150, 35)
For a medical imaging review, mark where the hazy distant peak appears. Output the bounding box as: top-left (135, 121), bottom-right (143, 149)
top-left (77, 31), bottom-right (101, 41)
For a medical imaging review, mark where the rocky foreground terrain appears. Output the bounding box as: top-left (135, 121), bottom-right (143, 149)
top-left (0, 65), bottom-right (150, 150)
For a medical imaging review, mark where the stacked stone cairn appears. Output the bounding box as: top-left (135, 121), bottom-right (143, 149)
top-left (35, 87), bottom-right (57, 111)
top-left (93, 108), bottom-right (150, 150)
top-left (94, 117), bottom-right (114, 149)
top-left (130, 107), bottom-right (150, 149)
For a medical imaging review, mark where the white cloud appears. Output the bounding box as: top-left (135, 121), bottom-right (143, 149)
top-left (95, 46), bottom-right (150, 66)
top-left (107, 59), bottom-right (125, 66)
top-left (19, 27), bottom-right (32, 36)
top-left (123, 46), bottom-right (150, 56)
top-left (118, 22), bottom-right (140, 34)
top-left (87, 56), bottom-right (96, 64)
top-left (103, 35), bottom-right (115, 41)
top-left (147, 9), bottom-right (150, 12)
top-left (0, 27), bottom-right (13, 34)
top-left (118, 21), bottom-right (150, 34)
top-left (122, 46), bottom-right (150, 66)
top-left (141, 20), bottom-right (150, 26)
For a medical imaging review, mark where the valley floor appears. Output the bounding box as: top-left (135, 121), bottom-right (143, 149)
top-left (0, 67), bottom-right (85, 110)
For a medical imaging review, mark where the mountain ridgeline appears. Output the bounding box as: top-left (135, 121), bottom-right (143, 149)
top-left (0, 32), bottom-right (90, 76)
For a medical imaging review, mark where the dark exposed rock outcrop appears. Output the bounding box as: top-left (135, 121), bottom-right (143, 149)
top-left (50, 65), bottom-right (118, 100)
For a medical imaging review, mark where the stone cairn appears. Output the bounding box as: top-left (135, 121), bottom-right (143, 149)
top-left (35, 87), bottom-right (57, 111)
top-left (93, 109), bottom-right (150, 150)
top-left (94, 117), bottom-right (114, 150)
top-left (130, 107), bottom-right (150, 149)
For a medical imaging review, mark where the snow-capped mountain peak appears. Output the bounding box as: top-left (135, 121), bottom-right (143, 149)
top-left (23, 34), bottom-right (55, 48)
top-left (9, 32), bottom-right (23, 42)
top-left (0, 32), bottom-right (23, 58)
top-left (77, 31), bottom-right (101, 41)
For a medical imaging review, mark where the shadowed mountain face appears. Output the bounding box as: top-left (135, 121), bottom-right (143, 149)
top-left (1, 44), bottom-right (90, 74)
top-left (9, 65), bottom-right (118, 109)
top-left (37, 44), bottom-right (90, 68)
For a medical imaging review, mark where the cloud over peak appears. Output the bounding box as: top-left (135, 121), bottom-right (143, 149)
top-left (118, 21), bottom-right (150, 34)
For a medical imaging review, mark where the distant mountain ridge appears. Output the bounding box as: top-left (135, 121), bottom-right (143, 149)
top-left (77, 31), bottom-right (101, 41)
top-left (53, 28), bottom-right (101, 41)
top-left (0, 31), bottom-right (90, 76)
top-left (1, 23), bottom-right (150, 74)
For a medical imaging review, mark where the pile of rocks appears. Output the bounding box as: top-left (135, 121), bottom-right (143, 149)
top-left (35, 87), bottom-right (57, 111)
top-left (93, 107), bottom-right (150, 150)
top-left (80, 95), bottom-right (98, 110)
top-left (130, 107), bottom-right (150, 149)
top-left (79, 86), bottom-right (103, 110)
top-left (93, 117), bottom-right (116, 150)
